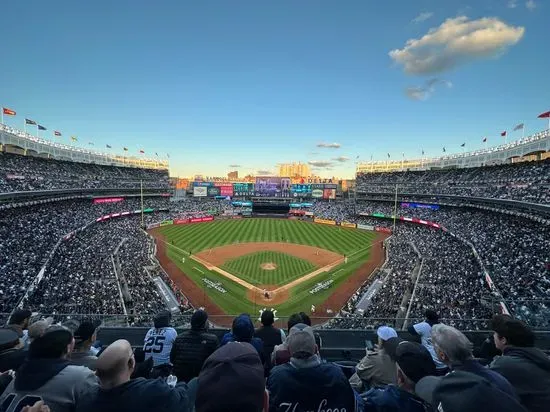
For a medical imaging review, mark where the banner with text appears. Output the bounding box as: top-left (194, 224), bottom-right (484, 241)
top-left (314, 218), bottom-right (337, 225)
top-left (340, 222), bottom-right (357, 229)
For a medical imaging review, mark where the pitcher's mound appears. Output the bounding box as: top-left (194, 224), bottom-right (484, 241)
top-left (260, 262), bottom-right (277, 270)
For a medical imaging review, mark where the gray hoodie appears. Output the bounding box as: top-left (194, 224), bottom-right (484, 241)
top-left (490, 346), bottom-right (550, 412)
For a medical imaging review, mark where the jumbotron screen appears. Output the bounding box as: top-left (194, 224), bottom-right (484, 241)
top-left (254, 176), bottom-right (291, 197)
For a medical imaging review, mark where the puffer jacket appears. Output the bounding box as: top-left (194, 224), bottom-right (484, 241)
top-left (170, 329), bottom-right (219, 383)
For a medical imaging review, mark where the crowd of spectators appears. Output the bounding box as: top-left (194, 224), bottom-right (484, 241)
top-left (356, 159), bottom-right (550, 204)
top-left (0, 152), bottom-right (170, 192)
top-left (1, 310), bottom-right (548, 412)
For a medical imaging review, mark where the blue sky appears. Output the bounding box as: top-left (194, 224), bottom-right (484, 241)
top-left (0, 0), bottom-right (548, 178)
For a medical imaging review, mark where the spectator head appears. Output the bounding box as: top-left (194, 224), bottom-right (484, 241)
top-left (232, 314), bottom-right (254, 342)
top-left (29, 325), bottom-right (74, 360)
top-left (0, 328), bottom-right (21, 352)
top-left (287, 313), bottom-right (304, 332)
top-left (191, 309), bottom-right (209, 331)
top-left (286, 323), bottom-right (318, 359)
top-left (431, 324), bottom-right (473, 366)
top-left (73, 320), bottom-right (99, 351)
top-left (27, 318), bottom-right (54, 343)
top-left (417, 371), bottom-right (527, 412)
top-left (384, 336), bottom-right (404, 362)
top-left (196, 342), bottom-right (266, 412)
top-left (395, 341), bottom-right (436, 392)
top-left (425, 309), bottom-right (439, 326)
top-left (8, 309), bottom-right (32, 329)
top-left (298, 312), bottom-right (312, 326)
top-left (491, 314), bottom-right (535, 351)
top-left (95, 339), bottom-right (135, 390)
top-left (260, 310), bottom-right (275, 327)
top-left (153, 310), bottom-right (172, 329)
top-left (376, 326), bottom-right (398, 348)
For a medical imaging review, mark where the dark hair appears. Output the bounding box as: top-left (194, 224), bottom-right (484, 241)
top-left (425, 309), bottom-right (439, 325)
top-left (29, 327), bottom-right (73, 359)
top-left (299, 312), bottom-right (312, 326)
top-left (153, 310), bottom-right (172, 329)
top-left (261, 310), bottom-right (274, 326)
top-left (491, 314), bottom-right (535, 347)
top-left (287, 314), bottom-right (304, 332)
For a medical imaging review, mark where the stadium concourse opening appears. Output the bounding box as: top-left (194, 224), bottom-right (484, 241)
top-left (251, 202), bottom-right (290, 216)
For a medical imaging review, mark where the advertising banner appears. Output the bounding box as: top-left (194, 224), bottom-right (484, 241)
top-left (357, 224), bottom-right (375, 231)
top-left (160, 220), bottom-right (174, 226)
top-left (218, 184), bottom-right (234, 197)
top-left (233, 183), bottom-right (254, 196)
top-left (323, 188), bottom-right (336, 200)
top-left (193, 181), bottom-right (214, 187)
top-left (340, 222), bottom-right (357, 229)
top-left (193, 187), bottom-right (208, 197)
top-left (93, 197), bottom-right (124, 204)
top-left (189, 216), bottom-right (214, 223)
top-left (401, 202), bottom-right (440, 210)
top-left (291, 184), bottom-right (312, 196)
top-left (147, 222), bottom-right (160, 229)
top-left (207, 186), bottom-right (220, 197)
top-left (304, 211), bottom-right (314, 216)
top-left (174, 218), bottom-right (190, 225)
top-left (312, 189), bottom-right (323, 198)
top-left (375, 226), bottom-right (392, 234)
top-left (314, 218), bottom-right (337, 225)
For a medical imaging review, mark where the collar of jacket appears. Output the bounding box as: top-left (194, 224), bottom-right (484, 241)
top-left (290, 354), bottom-right (321, 369)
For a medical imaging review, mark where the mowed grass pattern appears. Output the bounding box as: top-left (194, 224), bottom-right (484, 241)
top-left (159, 218), bottom-right (375, 255)
top-left (221, 251), bottom-right (316, 286)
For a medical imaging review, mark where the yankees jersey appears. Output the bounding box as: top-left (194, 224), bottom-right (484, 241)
top-left (143, 327), bottom-right (177, 367)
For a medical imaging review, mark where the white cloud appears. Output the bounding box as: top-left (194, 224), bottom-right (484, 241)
top-left (526, 0), bottom-right (536, 10)
top-left (508, 0), bottom-right (518, 8)
top-left (317, 142), bottom-right (341, 149)
top-left (405, 78), bottom-right (452, 101)
top-left (332, 156), bottom-right (350, 162)
top-left (256, 170), bottom-right (272, 175)
top-left (389, 16), bottom-right (525, 75)
top-left (308, 160), bottom-right (334, 167)
top-left (412, 12), bottom-right (434, 23)
top-left (228, 164), bottom-right (241, 168)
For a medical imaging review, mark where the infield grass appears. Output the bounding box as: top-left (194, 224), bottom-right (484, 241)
top-left (156, 218), bottom-right (378, 316)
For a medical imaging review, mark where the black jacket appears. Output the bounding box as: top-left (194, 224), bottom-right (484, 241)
top-left (170, 329), bottom-right (219, 383)
top-left (75, 378), bottom-right (189, 412)
top-left (490, 346), bottom-right (550, 412)
top-left (0, 348), bottom-right (27, 373)
top-left (254, 325), bottom-right (282, 373)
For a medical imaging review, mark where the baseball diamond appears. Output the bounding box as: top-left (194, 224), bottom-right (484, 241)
top-left (149, 218), bottom-right (386, 319)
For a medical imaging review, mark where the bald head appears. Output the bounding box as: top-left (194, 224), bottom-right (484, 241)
top-left (96, 340), bottom-right (134, 388)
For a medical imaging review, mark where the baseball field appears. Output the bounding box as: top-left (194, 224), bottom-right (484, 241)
top-left (149, 218), bottom-right (386, 320)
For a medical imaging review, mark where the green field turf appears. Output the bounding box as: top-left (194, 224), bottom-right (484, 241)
top-left (156, 218), bottom-right (378, 316)
top-left (221, 251), bottom-right (316, 286)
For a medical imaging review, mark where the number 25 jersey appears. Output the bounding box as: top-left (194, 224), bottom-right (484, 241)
top-left (143, 327), bottom-right (177, 366)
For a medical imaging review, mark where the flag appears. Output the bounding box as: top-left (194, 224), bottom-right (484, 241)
top-left (88, 142), bottom-right (94, 146)
top-left (537, 110), bottom-right (550, 119)
top-left (2, 108), bottom-right (16, 116)
top-left (482, 137), bottom-right (487, 143)
top-left (387, 153), bottom-right (390, 158)
top-left (25, 118), bottom-right (37, 125)
top-left (501, 131), bottom-right (507, 137)
top-left (123, 147), bottom-right (128, 151)
top-left (513, 123), bottom-right (524, 131)
top-left (402, 152), bottom-right (405, 158)
top-left (54, 131), bottom-right (62, 136)
top-left (421, 149), bottom-right (424, 155)
top-left (356, 155), bottom-right (359, 159)
top-left (37, 125), bottom-right (47, 131)
top-left (167, 153), bottom-right (170, 158)
top-left (139, 149), bottom-right (144, 154)
top-left (460, 143), bottom-right (465, 147)
top-left (106, 144), bottom-right (112, 148)
top-left (155, 152), bottom-right (158, 156)
top-left (71, 136), bottom-right (78, 142)
top-left (443, 147), bottom-right (446, 152)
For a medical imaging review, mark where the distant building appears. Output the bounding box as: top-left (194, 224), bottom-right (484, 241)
top-left (227, 170), bottom-right (238, 180)
top-left (278, 162), bottom-right (311, 178)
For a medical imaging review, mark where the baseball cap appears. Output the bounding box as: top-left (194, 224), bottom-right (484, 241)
top-left (191, 310), bottom-right (208, 330)
top-left (286, 323), bottom-right (316, 359)
top-left (0, 328), bottom-right (20, 350)
top-left (232, 314), bottom-right (254, 342)
top-left (377, 326), bottom-right (398, 341)
top-left (395, 341), bottom-right (436, 383)
top-left (8, 309), bottom-right (32, 325)
top-left (429, 371), bottom-right (527, 412)
top-left (28, 318), bottom-right (54, 342)
top-left (29, 325), bottom-right (73, 359)
top-left (196, 342), bottom-right (265, 412)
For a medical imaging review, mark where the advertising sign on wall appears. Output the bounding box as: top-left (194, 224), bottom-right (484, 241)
top-left (160, 220), bottom-right (174, 226)
top-left (93, 197), bottom-right (124, 204)
top-left (323, 188), bottom-right (336, 200)
top-left (357, 224), bottom-right (375, 231)
top-left (340, 222), bottom-right (357, 229)
top-left (217, 184), bottom-right (234, 197)
top-left (375, 226), bottom-right (392, 234)
top-left (233, 183), bottom-right (254, 196)
top-left (314, 218), bottom-right (337, 225)
top-left (193, 187), bottom-right (208, 197)
top-left (312, 189), bottom-right (323, 198)
top-left (207, 186), bottom-right (220, 197)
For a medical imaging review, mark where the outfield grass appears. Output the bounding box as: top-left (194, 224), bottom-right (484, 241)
top-left (157, 219), bottom-right (378, 316)
top-left (221, 251), bottom-right (316, 286)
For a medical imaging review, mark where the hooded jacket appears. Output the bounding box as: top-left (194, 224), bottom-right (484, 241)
top-left (362, 385), bottom-right (432, 412)
top-left (0, 358), bottom-right (97, 412)
top-left (490, 346), bottom-right (550, 412)
top-left (75, 377), bottom-right (190, 412)
top-left (267, 355), bottom-right (356, 412)
top-left (170, 328), bottom-right (219, 383)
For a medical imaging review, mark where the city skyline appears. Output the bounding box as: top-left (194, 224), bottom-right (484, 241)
top-left (0, 1), bottom-right (548, 179)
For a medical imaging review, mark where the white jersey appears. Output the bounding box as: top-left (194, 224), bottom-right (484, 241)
top-left (143, 327), bottom-right (177, 367)
top-left (413, 321), bottom-right (446, 369)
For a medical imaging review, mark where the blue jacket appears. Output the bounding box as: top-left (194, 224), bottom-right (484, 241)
top-left (220, 332), bottom-right (264, 358)
top-left (361, 385), bottom-right (432, 412)
top-left (75, 378), bottom-right (190, 412)
top-left (268, 356), bottom-right (357, 412)
top-left (455, 359), bottom-right (517, 399)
